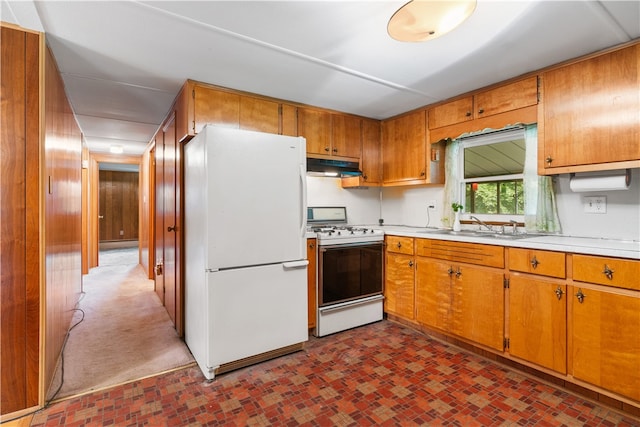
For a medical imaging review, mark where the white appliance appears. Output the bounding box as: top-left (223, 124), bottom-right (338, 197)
top-left (307, 207), bottom-right (385, 337)
top-left (184, 125), bottom-right (309, 380)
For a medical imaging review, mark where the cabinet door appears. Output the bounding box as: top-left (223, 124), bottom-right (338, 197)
top-left (384, 253), bottom-right (415, 320)
top-left (509, 248), bottom-right (565, 279)
top-left (451, 265), bottom-right (504, 351)
top-left (331, 114), bottom-right (361, 159)
top-left (509, 274), bottom-right (566, 373)
top-left (239, 97), bottom-right (279, 134)
top-left (570, 285), bottom-right (640, 401)
top-left (307, 239), bottom-right (317, 329)
top-left (298, 108), bottom-right (331, 156)
top-left (428, 97), bottom-right (473, 129)
top-left (361, 118), bottom-right (381, 184)
top-left (475, 77), bottom-right (538, 118)
top-left (382, 110), bottom-right (426, 184)
top-left (541, 44), bottom-right (640, 170)
top-left (193, 86), bottom-right (240, 134)
top-left (386, 235), bottom-right (414, 255)
top-left (281, 103), bottom-right (297, 137)
top-left (415, 258), bottom-right (452, 331)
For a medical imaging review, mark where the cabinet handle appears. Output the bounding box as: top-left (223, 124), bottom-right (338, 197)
top-left (602, 264), bottom-right (614, 280)
top-left (420, 170), bottom-right (426, 177)
top-left (167, 225), bottom-right (177, 232)
top-left (455, 267), bottom-right (462, 278)
top-left (397, 242), bottom-right (402, 248)
top-left (478, 108), bottom-right (484, 114)
top-left (554, 286), bottom-right (564, 300)
top-left (309, 243), bottom-right (315, 249)
top-left (447, 267), bottom-right (454, 277)
top-left (332, 148), bottom-right (338, 153)
top-left (408, 260), bottom-right (414, 268)
top-left (575, 289), bottom-right (585, 304)
top-left (465, 111), bottom-right (471, 117)
top-left (530, 256), bottom-right (539, 269)
top-left (324, 147), bottom-right (330, 152)
top-left (545, 156), bottom-right (553, 165)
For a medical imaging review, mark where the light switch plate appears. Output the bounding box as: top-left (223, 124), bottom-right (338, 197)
top-left (584, 196), bottom-right (606, 213)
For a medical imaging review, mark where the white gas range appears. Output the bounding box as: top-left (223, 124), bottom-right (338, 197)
top-left (307, 207), bottom-right (385, 337)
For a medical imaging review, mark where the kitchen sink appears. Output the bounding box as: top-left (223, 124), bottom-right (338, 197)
top-left (416, 229), bottom-right (534, 240)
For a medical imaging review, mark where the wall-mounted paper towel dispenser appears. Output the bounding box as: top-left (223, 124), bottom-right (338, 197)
top-left (569, 169), bottom-right (631, 192)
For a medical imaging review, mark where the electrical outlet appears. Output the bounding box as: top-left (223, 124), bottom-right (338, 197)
top-left (428, 199), bottom-right (437, 209)
top-left (584, 196), bottom-right (607, 214)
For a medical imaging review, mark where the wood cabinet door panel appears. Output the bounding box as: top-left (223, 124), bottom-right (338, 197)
top-left (541, 44), bottom-right (640, 169)
top-left (298, 108), bottom-right (331, 156)
top-left (509, 274), bottom-right (566, 373)
top-left (382, 110), bottom-right (426, 183)
top-left (360, 118), bottom-right (381, 184)
top-left (572, 254), bottom-right (639, 291)
top-left (193, 86), bottom-right (239, 134)
top-left (307, 239), bottom-right (317, 329)
top-left (509, 248), bottom-right (565, 278)
top-left (331, 114), bottom-right (361, 159)
top-left (571, 285), bottom-right (640, 401)
top-left (386, 236), bottom-right (414, 255)
top-left (452, 265), bottom-right (504, 351)
top-left (239, 97), bottom-right (279, 134)
top-left (281, 104), bottom-right (297, 136)
top-left (475, 77), bottom-right (538, 118)
top-left (384, 253), bottom-right (415, 319)
top-left (428, 97), bottom-right (473, 129)
top-left (416, 258), bottom-right (452, 331)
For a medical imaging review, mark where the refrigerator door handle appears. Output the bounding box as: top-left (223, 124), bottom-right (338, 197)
top-left (299, 163), bottom-right (307, 238)
top-left (282, 260), bottom-right (309, 270)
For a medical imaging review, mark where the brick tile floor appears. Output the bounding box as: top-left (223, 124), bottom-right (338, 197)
top-left (30, 321), bottom-right (639, 426)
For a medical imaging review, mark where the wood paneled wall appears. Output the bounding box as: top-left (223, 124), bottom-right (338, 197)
top-left (98, 170), bottom-right (139, 241)
top-left (140, 145), bottom-right (155, 278)
top-left (0, 24), bottom-right (41, 416)
top-left (42, 40), bottom-right (84, 401)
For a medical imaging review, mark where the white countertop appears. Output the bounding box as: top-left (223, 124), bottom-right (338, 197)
top-left (378, 225), bottom-right (640, 260)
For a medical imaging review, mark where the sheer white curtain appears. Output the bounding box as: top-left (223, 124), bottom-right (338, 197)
top-left (442, 139), bottom-right (460, 228)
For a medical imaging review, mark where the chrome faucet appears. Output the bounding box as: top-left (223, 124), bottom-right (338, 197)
top-left (470, 216), bottom-right (493, 232)
top-left (509, 220), bottom-right (519, 234)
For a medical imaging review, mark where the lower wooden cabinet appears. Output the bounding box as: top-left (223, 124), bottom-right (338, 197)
top-left (508, 273), bottom-right (567, 373)
top-left (385, 252), bottom-right (415, 320)
top-left (570, 284), bottom-right (640, 402)
top-left (307, 238), bottom-right (317, 329)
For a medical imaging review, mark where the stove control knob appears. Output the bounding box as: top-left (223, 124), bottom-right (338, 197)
top-left (350, 230), bottom-right (354, 234)
top-left (337, 231), bottom-right (341, 235)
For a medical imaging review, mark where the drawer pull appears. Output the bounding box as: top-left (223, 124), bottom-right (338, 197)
top-left (602, 264), bottom-right (614, 280)
top-left (397, 242), bottom-right (402, 248)
top-left (554, 286), bottom-right (564, 300)
top-left (447, 267), bottom-right (454, 277)
top-left (575, 289), bottom-right (585, 304)
top-left (408, 260), bottom-right (414, 268)
top-left (455, 267), bottom-right (462, 278)
top-left (530, 256), bottom-right (539, 269)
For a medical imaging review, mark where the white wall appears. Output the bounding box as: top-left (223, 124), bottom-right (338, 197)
top-left (308, 170), bottom-right (640, 241)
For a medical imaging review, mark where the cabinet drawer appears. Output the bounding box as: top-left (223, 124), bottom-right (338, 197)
top-left (416, 239), bottom-right (504, 268)
top-left (386, 236), bottom-right (414, 255)
top-left (509, 248), bottom-right (565, 278)
top-left (572, 255), bottom-right (639, 291)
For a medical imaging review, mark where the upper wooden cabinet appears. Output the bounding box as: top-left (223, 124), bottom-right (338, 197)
top-left (342, 118), bottom-right (382, 188)
top-left (298, 107), bottom-right (362, 159)
top-left (382, 110), bottom-right (444, 186)
top-left (428, 77), bottom-right (538, 130)
top-left (239, 97), bottom-right (280, 134)
top-left (281, 103), bottom-right (298, 137)
top-left (192, 85), bottom-right (240, 136)
top-left (539, 43), bottom-right (640, 174)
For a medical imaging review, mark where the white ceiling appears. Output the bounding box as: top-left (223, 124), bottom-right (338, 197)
top-left (3, 1), bottom-right (639, 156)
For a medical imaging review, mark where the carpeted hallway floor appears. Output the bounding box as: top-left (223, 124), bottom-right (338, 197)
top-left (31, 320), bottom-right (639, 426)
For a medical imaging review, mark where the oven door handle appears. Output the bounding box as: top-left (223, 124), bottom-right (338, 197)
top-left (319, 295), bottom-right (384, 314)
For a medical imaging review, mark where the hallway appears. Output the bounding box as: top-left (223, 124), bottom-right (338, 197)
top-left (45, 247), bottom-right (194, 402)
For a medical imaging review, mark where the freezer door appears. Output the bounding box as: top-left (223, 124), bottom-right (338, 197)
top-left (200, 126), bottom-right (307, 270)
top-left (206, 262), bottom-right (308, 369)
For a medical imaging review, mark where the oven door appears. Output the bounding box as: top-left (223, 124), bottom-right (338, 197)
top-left (318, 242), bottom-right (383, 307)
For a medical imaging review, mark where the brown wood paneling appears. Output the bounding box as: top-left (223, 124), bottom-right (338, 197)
top-left (98, 170), bottom-right (139, 241)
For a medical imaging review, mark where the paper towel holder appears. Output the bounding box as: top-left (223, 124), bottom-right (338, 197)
top-left (569, 169), bottom-right (631, 192)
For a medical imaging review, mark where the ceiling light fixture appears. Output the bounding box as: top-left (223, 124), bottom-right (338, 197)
top-left (109, 145), bottom-right (124, 154)
top-left (388, 0), bottom-right (477, 42)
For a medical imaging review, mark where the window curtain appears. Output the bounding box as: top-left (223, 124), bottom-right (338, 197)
top-left (442, 139), bottom-right (460, 228)
top-left (523, 124), bottom-right (562, 233)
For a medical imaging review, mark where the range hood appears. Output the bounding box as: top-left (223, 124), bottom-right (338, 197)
top-left (306, 157), bottom-right (362, 177)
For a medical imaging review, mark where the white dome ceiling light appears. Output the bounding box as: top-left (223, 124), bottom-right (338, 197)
top-left (388, 0), bottom-right (477, 42)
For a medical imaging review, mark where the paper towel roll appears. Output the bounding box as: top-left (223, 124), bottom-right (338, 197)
top-left (569, 170), bottom-right (630, 192)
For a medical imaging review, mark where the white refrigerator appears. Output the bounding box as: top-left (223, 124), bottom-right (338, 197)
top-left (184, 125), bottom-right (308, 380)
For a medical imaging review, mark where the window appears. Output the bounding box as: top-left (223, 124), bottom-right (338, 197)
top-left (459, 128), bottom-right (526, 217)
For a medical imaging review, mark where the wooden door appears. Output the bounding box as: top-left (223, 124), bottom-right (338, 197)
top-left (361, 119), bottom-right (381, 184)
top-left (415, 258), bottom-right (453, 332)
top-left (307, 239), bottom-right (317, 329)
top-left (451, 264), bottom-right (504, 351)
top-left (162, 115), bottom-right (178, 327)
top-left (98, 170), bottom-right (139, 242)
top-left (509, 274), bottom-right (567, 373)
top-left (331, 114), bottom-right (361, 158)
top-left (384, 252), bottom-right (415, 320)
top-left (570, 284), bottom-right (640, 401)
top-left (428, 97), bottom-right (473, 129)
top-left (281, 103), bottom-right (298, 136)
top-left (298, 108), bottom-right (331, 156)
top-left (193, 85), bottom-right (240, 134)
top-left (240, 97), bottom-right (280, 134)
top-left (381, 110), bottom-right (426, 183)
top-left (154, 135), bottom-right (165, 304)
top-left (474, 77), bottom-right (538, 118)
